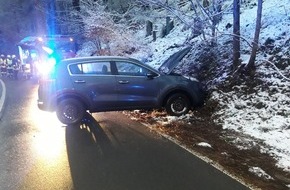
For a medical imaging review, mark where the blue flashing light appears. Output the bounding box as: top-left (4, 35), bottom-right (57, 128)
top-left (47, 57), bottom-right (56, 66)
top-left (31, 52), bottom-right (37, 58)
top-left (42, 46), bottom-right (54, 55)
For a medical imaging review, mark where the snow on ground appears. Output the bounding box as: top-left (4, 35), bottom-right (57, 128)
top-left (135, 0), bottom-right (290, 175)
top-left (248, 167), bottom-right (274, 180)
top-left (131, 24), bottom-right (192, 69)
top-left (212, 0), bottom-right (290, 172)
top-left (197, 142), bottom-right (213, 149)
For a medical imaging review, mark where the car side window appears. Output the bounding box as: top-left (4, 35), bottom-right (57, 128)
top-left (115, 61), bottom-right (150, 76)
top-left (69, 62), bottom-right (111, 75)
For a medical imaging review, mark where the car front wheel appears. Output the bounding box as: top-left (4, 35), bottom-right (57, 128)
top-left (56, 98), bottom-right (85, 125)
top-left (165, 93), bottom-right (190, 116)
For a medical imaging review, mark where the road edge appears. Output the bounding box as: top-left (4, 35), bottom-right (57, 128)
top-left (0, 79), bottom-right (6, 120)
top-left (141, 123), bottom-right (256, 190)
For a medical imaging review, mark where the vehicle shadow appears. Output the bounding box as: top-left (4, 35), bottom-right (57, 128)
top-left (65, 112), bottom-right (170, 190)
top-left (65, 112), bottom-right (116, 190)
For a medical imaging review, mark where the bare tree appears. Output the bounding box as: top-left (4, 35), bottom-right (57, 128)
top-left (0, 0), bottom-right (39, 53)
top-left (54, 0), bottom-right (84, 35)
top-left (190, 0), bottom-right (222, 41)
top-left (74, 0), bottom-right (141, 55)
top-left (233, 0), bottom-right (240, 68)
top-left (247, 0), bottom-right (263, 71)
top-left (138, 0), bottom-right (223, 42)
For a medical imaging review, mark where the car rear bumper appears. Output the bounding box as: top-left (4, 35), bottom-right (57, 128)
top-left (37, 99), bottom-right (55, 112)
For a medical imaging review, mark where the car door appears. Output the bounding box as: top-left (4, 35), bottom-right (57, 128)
top-left (68, 61), bottom-right (118, 111)
top-left (114, 61), bottom-right (161, 109)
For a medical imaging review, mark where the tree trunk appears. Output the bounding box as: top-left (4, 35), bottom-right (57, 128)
top-left (72, 0), bottom-right (80, 11)
top-left (211, 0), bottom-right (216, 37)
top-left (233, 0), bottom-right (240, 68)
top-left (47, 0), bottom-right (57, 35)
top-left (33, 0), bottom-right (47, 35)
top-left (247, 0), bottom-right (263, 70)
top-left (146, 20), bottom-right (153, 37)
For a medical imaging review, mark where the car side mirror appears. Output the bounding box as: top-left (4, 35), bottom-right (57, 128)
top-left (146, 72), bottom-right (158, 79)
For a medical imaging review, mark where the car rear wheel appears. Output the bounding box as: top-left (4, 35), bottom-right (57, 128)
top-left (165, 93), bottom-right (190, 116)
top-left (56, 98), bottom-right (85, 125)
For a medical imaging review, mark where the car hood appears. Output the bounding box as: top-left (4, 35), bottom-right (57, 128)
top-left (158, 47), bottom-right (191, 74)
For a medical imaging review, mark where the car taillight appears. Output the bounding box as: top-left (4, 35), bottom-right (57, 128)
top-left (39, 78), bottom-right (55, 86)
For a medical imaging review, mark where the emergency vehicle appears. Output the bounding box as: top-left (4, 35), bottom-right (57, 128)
top-left (17, 35), bottom-right (77, 78)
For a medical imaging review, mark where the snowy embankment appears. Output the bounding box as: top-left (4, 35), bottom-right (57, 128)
top-left (212, 0), bottom-right (290, 172)
top-left (136, 0), bottom-right (290, 176)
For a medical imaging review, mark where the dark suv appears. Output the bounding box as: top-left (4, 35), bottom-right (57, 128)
top-left (38, 52), bottom-right (204, 125)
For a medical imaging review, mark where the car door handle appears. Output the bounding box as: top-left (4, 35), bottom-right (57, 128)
top-left (118, 80), bottom-right (129, 84)
top-left (74, 80), bottom-right (86, 83)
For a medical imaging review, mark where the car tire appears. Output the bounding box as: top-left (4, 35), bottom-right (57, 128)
top-left (165, 93), bottom-right (190, 116)
top-left (56, 98), bottom-right (85, 125)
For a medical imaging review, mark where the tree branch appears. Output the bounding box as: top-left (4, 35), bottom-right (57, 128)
top-left (262, 59), bottom-right (290, 81)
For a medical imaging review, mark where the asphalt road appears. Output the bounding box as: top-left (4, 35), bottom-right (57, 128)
top-left (0, 77), bottom-right (249, 190)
